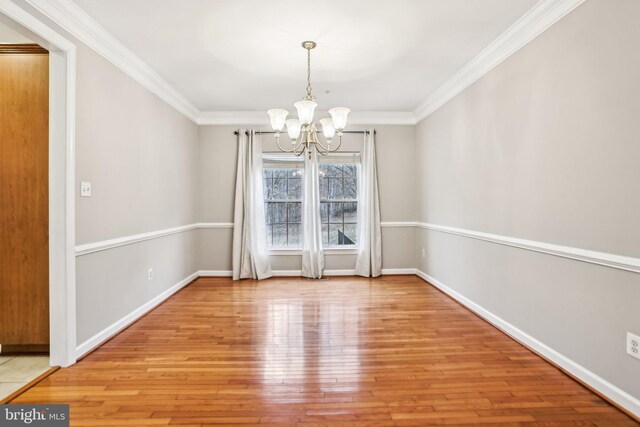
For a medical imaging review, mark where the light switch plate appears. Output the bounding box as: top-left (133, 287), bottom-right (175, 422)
top-left (80, 181), bottom-right (91, 197)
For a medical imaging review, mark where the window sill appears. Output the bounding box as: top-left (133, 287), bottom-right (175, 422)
top-left (269, 246), bottom-right (358, 256)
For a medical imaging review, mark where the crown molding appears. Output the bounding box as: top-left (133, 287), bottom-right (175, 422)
top-left (196, 110), bottom-right (416, 126)
top-left (24, 0), bottom-right (201, 122)
top-left (349, 111), bottom-right (416, 125)
top-left (21, 0), bottom-right (417, 127)
top-left (413, 0), bottom-right (586, 122)
top-left (196, 111), bottom-right (265, 126)
top-left (25, 0), bottom-right (584, 127)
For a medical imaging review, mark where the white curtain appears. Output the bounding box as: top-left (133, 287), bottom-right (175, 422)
top-left (232, 130), bottom-right (273, 280)
top-left (301, 149), bottom-right (324, 278)
top-left (355, 130), bottom-right (382, 277)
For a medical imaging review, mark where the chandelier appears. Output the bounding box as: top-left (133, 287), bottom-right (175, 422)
top-left (267, 41), bottom-right (350, 158)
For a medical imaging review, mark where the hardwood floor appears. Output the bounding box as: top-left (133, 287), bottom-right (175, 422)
top-left (12, 276), bottom-right (638, 426)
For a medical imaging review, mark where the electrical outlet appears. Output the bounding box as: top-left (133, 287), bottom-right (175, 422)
top-left (148, 268), bottom-right (153, 280)
top-left (80, 181), bottom-right (91, 197)
top-left (421, 248), bottom-right (426, 259)
top-left (628, 332), bottom-right (640, 360)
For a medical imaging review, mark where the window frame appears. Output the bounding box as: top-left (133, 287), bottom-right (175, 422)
top-left (262, 155), bottom-right (303, 248)
top-left (262, 152), bottom-right (360, 255)
top-left (318, 158), bottom-right (359, 250)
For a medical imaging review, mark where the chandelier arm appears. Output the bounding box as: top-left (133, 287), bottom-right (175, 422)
top-left (328, 136), bottom-right (343, 152)
top-left (295, 127), bottom-right (310, 152)
top-left (269, 42), bottom-right (352, 157)
top-left (314, 143), bottom-right (329, 156)
top-left (275, 131), bottom-right (305, 153)
top-left (293, 141), bottom-right (306, 157)
top-left (315, 130), bottom-right (343, 153)
top-left (292, 136), bottom-right (305, 152)
top-left (275, 136), bottom-right (298, 153)
top-left (315, 138), bottom-right (330, 152)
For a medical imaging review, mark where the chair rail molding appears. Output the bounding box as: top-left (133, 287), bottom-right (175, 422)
top-left (75, 221), bottom-right (640, 274)
top-left (197, 222), bottom-right (236, 229)
top-left (381, 221), bottom-right (419, 228)
top-left (413, 0), bottom-right (586, 121)
top-left (75, 224), bottom-right (202, 256)
top-left (417, 222), bottom-right (640, 274)
top-left (75, 221), bottom-right (415, 256)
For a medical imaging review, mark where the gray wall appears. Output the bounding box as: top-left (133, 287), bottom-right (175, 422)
top-left (73, 43), bottom-right (200, 344)
top-left (415, 0), bottom-right (640, 399)
top-left (12, 2), bottom-right (639, 406)
top-left (198, 125), bottom-right (417, 272)
top-left (12, 0), bottom-right (201, 345)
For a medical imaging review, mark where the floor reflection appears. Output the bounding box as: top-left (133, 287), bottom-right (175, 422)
top-left (260, 280), bottom-right (367, 398)
top-left (318, 302), bottom-right (361, 393)
top-left (263, 302), bottom-right (305, 384)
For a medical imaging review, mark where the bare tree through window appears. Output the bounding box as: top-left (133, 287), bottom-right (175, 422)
top-left (319, 163), bottom-right (358, 246)
top-left (263, 167), bottom-right (302, 246)
top-left (263, 156), bottom-right (358, 247)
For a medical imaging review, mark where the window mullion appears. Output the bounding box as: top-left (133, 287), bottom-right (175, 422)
top-left (264, 159), bottom-right (358, 248)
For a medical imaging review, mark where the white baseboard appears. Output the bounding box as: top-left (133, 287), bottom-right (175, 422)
top-left (199, 270), bottom-right (316, 277)
top-left (324, 269), bottom-right (356, 276)
top-left (74, 266), bottom-right (638, 418)
top-left (198, 270), bottom-right (233, 277)
top-left (200, 269), bottom-right (417, 278)
top-left (75, 271), bottom-right (199, 358)
top-left (75, 268), bottom-right (417, 359)
top-left (272, 270), bottom-right (302, 277)
top-left (278, 268), bottom-right (417, 276)
top-left (415, 269), bottom-right (640, 418)
top-left (381, 268), bottom-right (417, 275)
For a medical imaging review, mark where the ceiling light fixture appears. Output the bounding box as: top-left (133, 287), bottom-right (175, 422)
top-left (267, 41), bottom-right (350, 158)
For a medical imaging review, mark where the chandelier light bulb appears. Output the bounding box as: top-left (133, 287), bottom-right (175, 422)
top-left (294, 100), bottom-right (317, 125)
top-left (320, 118), bottom-right (335, 141)
top-left (285, 118), bottom-right (302, 141)
top-left (265, 41), bottom-right (348, 156)
top-left (328, 107), bottom-right (350, 131)
top-left (267, 109), bottom-right (288, 132)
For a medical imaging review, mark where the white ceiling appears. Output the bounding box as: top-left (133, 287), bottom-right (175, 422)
top-left (72, 0), bottom-right (537, 112)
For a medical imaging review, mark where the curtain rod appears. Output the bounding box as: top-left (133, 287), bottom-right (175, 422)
top-left (263, 150), bottom-right (360, 154)
top-left (234, 130), bottom-right (376, 136)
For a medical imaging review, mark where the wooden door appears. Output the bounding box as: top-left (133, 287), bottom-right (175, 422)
top-left (0, 44), bottom-right (50, 351)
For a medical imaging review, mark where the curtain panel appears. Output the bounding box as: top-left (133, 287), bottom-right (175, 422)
top-left (232, 130), bottom-right (273, 280)
top-left (355, 130), bottom-right (382, 277)
top-left (301, 149), bottom-right (325, 278)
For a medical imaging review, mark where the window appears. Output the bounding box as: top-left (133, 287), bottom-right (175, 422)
top-left (263, 153), bottom-right (359, 248)
top-left (319, 158), bottom-right (359, 246)
top-left (263, 155), bottom-right (303, 247)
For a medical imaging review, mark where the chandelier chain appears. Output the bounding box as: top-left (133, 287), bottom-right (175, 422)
top-left (267, 40), bottom-right (349, 157)
top-left (306, 46), bottom-right (312, 99)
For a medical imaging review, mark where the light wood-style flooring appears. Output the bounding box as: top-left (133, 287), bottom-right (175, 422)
top-left (11, 276), bottom-right (639, 426)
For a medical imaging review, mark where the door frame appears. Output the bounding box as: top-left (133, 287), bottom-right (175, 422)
top-left (0, 0), bottom-right (77, 367)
